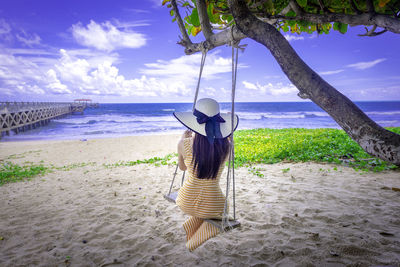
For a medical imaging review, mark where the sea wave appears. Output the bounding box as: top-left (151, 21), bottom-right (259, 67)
top-left (235, 111), bottom-right (329, 120)
top-left (376, 120), bottom-right (399, 125)
top-left (54, 114), bottom-right (176, 125)
top-left (366, 111), bottom-right (400, 116)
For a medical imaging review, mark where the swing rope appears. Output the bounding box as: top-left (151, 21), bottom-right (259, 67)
top-left (222, 44), bottom-right (239, 230)
top-left (166, 37), bottom-right (243, 231)
top-left (193, 45), bottom-right (208, 111)
top-left (166, 44), bottom-right (208, 198)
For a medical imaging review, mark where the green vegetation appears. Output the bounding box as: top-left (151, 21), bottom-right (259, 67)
top-left (2, 127), bottom-right (399, 185)
top-left (0, 161), bottom-right (50, 186)
top-left (234, 127), bottom-right (400, 172)
top-left (0, 153), bottom-right (178, 186)
top-left (247, 166), bottom-right (265, 177)
top-left (54, 162), bottom-right (97, 171)
top-left (165, 0), bottom-right (398, 36)
top-left (103, 153), bottom-right (177, 168)
top-left (6, 150), bottom-right (42, 159)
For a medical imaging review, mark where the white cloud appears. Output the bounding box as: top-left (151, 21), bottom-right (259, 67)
top-left (16, 30), bottom-right (41, 47)
top-left (242, 81), bottom-right (298, 96)
top-left (0, 19), bottom-right (43, 47)
top-left (284, 34), bottom-right (304, 42)
top-left (148, 0), bottom-right (162, 8)
top-left (140, 52), bottom-right (239, 89)
top-left (319, 69), bottom-right (344, 75)
top-left (71, 20), bottom-right (147, 52)
top-left (243, 81), bottom-right (258, 90)
top-left (0, 51), bottom-right (46, 94)
top-left (0, 19), bottom-right (11, 35)
top-left (204, 86), bottom-right (216, 96)
top-left (346, 58), bottom-right (386, 70)
top-left (46, 49), bottom-right (199, 97)
top-left (113, 19), bottom-right (151, 28)
top-left (46, 69), bottom-right (71, 94)
top-left (0, 19), bottom-right (13, 43)
top-left (0, 46), bottom-right (241, 99)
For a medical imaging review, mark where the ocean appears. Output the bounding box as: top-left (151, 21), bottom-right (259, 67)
top-left (2, 101), bottom-right (400, 141)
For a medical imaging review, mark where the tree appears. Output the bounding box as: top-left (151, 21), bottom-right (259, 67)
top-left (164, 0), bottom-right (400, 166)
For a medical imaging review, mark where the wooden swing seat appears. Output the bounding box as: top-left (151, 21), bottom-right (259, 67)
top-left (164, 191), bottom-right (241, 231)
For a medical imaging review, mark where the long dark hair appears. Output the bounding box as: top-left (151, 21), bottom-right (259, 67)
top-left (192, 133), bottom-right (230, 179)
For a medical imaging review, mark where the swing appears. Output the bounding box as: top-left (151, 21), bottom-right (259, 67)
top-left (164, 40), bottom-right (242, 231)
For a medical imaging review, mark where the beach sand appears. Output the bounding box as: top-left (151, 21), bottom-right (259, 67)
top-left (0, 134), bottom-right (399, 266)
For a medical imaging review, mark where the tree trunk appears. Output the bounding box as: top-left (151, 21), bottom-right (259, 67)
top-left (228, 0), bottom-right (400, 166)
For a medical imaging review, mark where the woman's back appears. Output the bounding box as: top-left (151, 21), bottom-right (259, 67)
top-left (176, 137), bottom-right (226, 219)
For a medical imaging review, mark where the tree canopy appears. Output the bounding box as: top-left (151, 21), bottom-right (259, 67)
top-left (164, 0), bottom-right (400, 53)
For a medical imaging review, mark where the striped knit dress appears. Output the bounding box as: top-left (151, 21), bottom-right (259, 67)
top-left (176, 137), bottom-right (227, 251)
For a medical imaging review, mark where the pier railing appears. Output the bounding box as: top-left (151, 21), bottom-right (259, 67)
top-left (0, 101), bottom-right (98, 138)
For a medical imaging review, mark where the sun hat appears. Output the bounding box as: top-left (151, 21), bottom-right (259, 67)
top-left (173, 98), bottom-right (239, 144)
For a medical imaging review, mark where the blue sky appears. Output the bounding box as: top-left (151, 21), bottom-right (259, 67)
top-left (0, 0), bottom-right (399, 103)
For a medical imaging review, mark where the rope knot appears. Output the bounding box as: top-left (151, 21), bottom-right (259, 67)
top-left (229, 25), bottom-right (247, 52)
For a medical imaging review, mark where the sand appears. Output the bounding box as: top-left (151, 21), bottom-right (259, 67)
top-left (0, 134), bottom-right (399, 266)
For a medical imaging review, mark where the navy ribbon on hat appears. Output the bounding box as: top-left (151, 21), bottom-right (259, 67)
top-left (193, 109), bottom-right (225, 144)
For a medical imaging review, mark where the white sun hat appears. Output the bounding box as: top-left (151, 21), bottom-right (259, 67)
top-left (173, 98), bottom-right (239, 143)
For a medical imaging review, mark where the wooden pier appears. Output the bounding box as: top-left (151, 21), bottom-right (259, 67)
top-left (0, 101), bottom-right (98, 138)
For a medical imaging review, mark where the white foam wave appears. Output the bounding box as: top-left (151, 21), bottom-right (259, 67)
top-left (377, 120), bottom-right (399, 124)
top-left (367, 111), bottom-right (400, 116)
top-left (264, 114), bottom-right (306, 119)
top-left (54, 114), bottom-right (176, 124)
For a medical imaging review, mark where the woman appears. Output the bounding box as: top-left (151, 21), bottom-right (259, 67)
top-left (173, 98), bottom-right (239, 251)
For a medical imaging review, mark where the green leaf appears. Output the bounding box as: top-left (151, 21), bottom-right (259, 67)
top-left (190, 8), bottom-right (200, 27)
top-left (187, 24), bottom-right (193, 35)
top-left (170, 9), bottom-right (174, 16)
top-left (285, 10), bottom-right (296, 17)
top-left (207, 3), bottom-right (218, 24)
top-left (162, 0), bottom-right (170, 6)
top-left (339, 23), bottom-right (348, 34)
top-left (191, 26), bottom-right (201, 36)
top-left (296, 0), bottom-right (307, 8)
top-left (333, 22), bottom-right (340, 31)
top-left (379, 0), bottom-right (390, 7)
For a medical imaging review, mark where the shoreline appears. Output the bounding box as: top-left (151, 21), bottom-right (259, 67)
top-left (0, 129), bottom-right (185, 143)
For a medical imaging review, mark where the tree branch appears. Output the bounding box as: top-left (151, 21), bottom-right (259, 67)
top-left (349, 0), bottom-right (362, 15)
top-left (180, 27), bottom-right (247, 54)
top-left (171, 0), bottom-right (192, 46)
top-left (358, 25), bottom-right (388, 36)
top-left (195, 0), bottom-right (214, 40)
top-left (289, 0), bottom-right (303, 15)
top-left (366, 0), bottom-right (375, 13)
top-left (258, 12), bottom-right (400, 34)
top-left (317, 0), bottom-right (329, 14)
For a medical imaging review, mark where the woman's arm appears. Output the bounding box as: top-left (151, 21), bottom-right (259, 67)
top-left (177, 130), bottom-right (192, 171)
top-left (177, 139), bottom-right (187, 171)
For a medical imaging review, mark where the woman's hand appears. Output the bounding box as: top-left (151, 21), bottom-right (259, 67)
top-left (182, 129), bottom-right (192, 139)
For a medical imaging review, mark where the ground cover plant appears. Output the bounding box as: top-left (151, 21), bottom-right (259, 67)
top-left (1, 127), bottom-right (399, 185)
top-left (234, 127), bottom-right (400, 172)
top-left (0, 154), bottom-right (177, 186)
top-left (0, 161), bottom-right (50, 186)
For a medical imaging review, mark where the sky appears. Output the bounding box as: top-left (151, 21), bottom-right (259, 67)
top-left (0, 0), bottom-right (399, 103)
